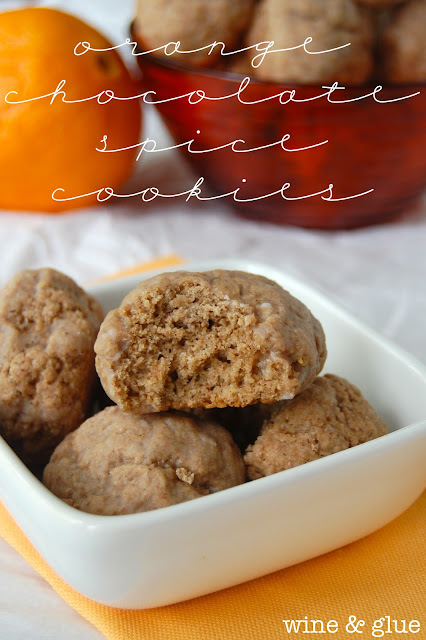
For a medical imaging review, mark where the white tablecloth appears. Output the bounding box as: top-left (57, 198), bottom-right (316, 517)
top-left (0, 1), bottom-right (425, 638)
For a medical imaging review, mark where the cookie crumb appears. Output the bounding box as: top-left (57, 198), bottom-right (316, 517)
top-left (176, 467), bottom-right (195, 484)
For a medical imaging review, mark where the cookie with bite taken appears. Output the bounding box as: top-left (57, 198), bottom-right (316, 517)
top-left (94, 270), bottom-right (327, 414)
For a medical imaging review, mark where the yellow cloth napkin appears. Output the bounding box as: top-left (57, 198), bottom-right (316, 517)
top-left (86, 253), bottom-right (186, 284)
top-left (0, 255), bottom-right (425, 639)
top-left (1, 494), bottom-right (424, 640)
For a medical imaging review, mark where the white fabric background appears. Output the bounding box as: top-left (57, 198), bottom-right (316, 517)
top-left (0, 1), bottom-right (425, 638)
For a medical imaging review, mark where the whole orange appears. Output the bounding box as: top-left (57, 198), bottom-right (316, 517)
top-left (0, 7), bottom-right (142, 212)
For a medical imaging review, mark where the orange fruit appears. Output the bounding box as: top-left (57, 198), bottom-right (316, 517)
top-left (0, 7), bottom-right (142, 212)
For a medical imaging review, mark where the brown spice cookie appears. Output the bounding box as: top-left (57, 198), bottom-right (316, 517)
top-left (0, 268), bottom-right (103, 464)
top-left (95, 270), bottom-right (327, 413)
top-left (134, 0), bottom-right (255, 66)
top-left (244, 374), bottom-right (388, 479)
top-left (381, 0), bottom-right (426, 82)
top-left (245, 0), bottom-right (374, 84)
top-left (43, 406), bottom-right (245, 515)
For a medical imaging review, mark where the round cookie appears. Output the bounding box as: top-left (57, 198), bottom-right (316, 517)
top-left (245, 0), bottom-right (374, 85)
top-left (0, 268), bottom-right (103, 464)
top-left (134, 0), bottom-right (255, 66)
top-left (244, 374), bottom-right (388, 479)
top-left (95, 270), bottom-right (327, 413)
top-left (43, 406), bottom-right (245, 515)
top-left (381, 0), bottom-right (426, 83)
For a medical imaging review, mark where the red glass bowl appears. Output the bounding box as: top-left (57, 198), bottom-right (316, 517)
top-left (132, 35), bottom-right (425, 229)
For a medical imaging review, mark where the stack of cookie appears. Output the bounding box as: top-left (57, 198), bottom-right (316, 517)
top-left (40, 269), bottom-right (388, 515)
top-left (0, 267), bottom-right (388, 515)
top-left (134, 0), bottom-right (426, 84)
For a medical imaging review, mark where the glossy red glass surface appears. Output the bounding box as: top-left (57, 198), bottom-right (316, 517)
top-left (133, 39), bottom-right (425, 229)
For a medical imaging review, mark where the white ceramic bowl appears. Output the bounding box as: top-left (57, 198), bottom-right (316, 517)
top-left (1, 259), bottom-right (425, 609)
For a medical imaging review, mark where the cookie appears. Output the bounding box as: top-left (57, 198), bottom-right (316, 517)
top-left (43, 406), bottom-right (245, 515)
top-left (134, 0), bottom-right (255, 66)
top-left (0, 268), bottom-right (103, 464)
top-left (244, 374), bottom-right (388, 479)
top-left (95, 270), bottom-right (327, 413)
top-left (245, 0), bottom-right (374, 84)
top-left (381, 0), bottom-right (426, 82)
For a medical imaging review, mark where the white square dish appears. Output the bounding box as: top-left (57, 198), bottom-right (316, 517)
top-left (0, 259), bottom-right (425, 609)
